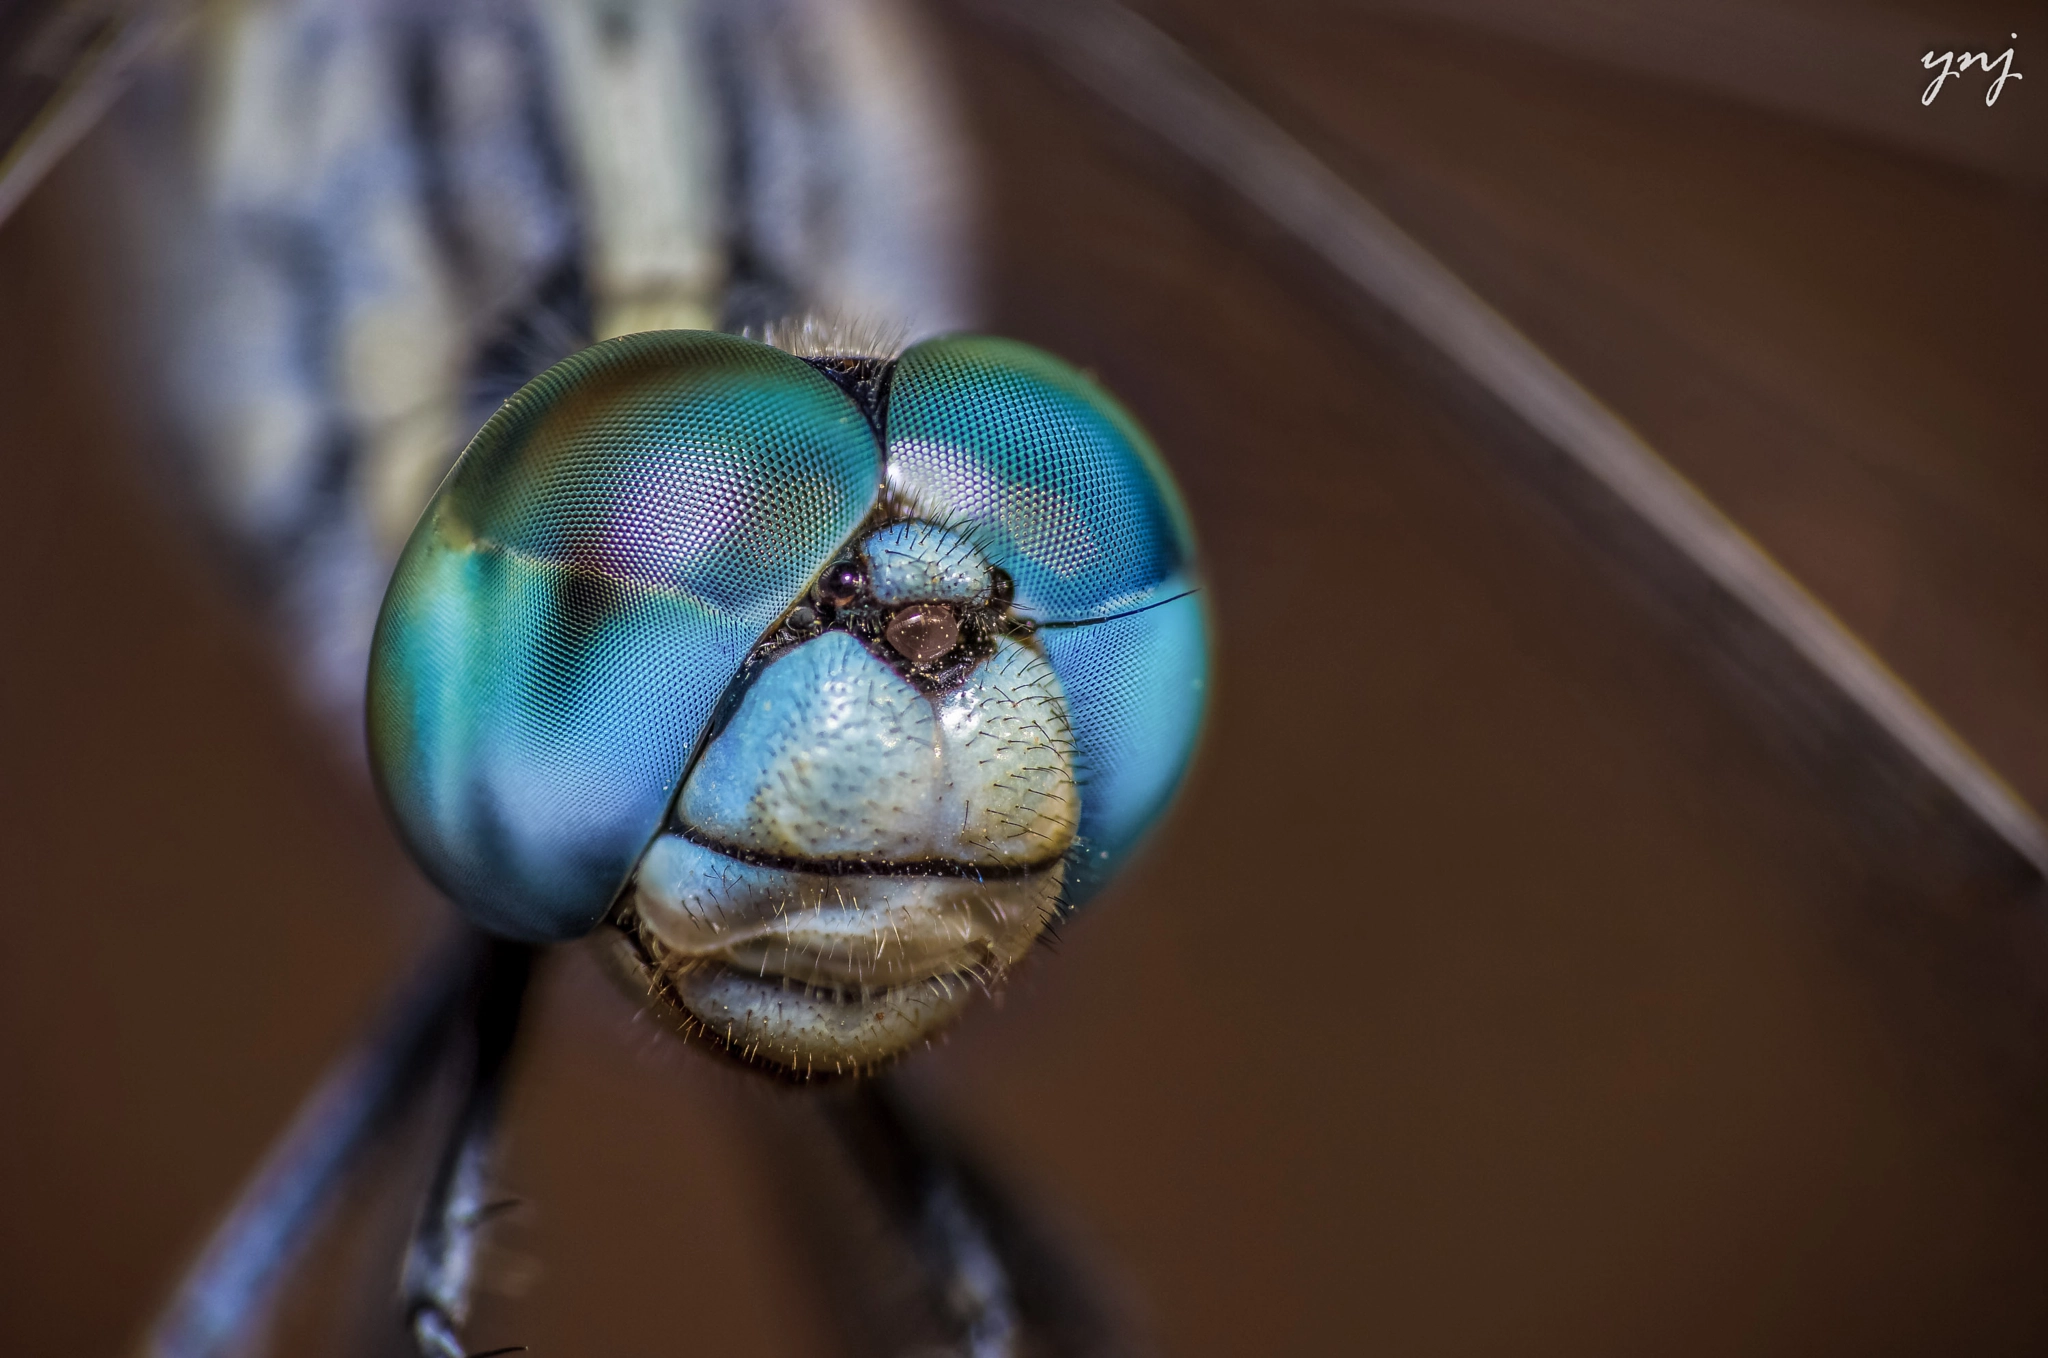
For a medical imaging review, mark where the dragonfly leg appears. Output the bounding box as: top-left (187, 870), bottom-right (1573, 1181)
top-left (144, 930), bottom-right (493, 1358)
top-left (823, 1077), bottom-right (1145, 1358)
top-left (401, 938), bottom-right (536, 1358)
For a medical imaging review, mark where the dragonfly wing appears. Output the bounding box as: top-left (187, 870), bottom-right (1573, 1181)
top-left (0, 0), bottom-right (184, 230)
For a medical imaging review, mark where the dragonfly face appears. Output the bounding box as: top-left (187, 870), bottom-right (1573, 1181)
top-left (369, 328), bottom-right (1208, 1072)
top-left (13, 1), bottom-right (1201, 1347)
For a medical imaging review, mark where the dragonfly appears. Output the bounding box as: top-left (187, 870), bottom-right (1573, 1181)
top-left (11, 1), bottom-right (2048, 1354)
top-left (2, 1), bottom-right (1205, 1355)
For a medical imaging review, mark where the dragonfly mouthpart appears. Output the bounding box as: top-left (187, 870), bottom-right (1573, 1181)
top-left (614, 520), bottom-right (1079, 1074)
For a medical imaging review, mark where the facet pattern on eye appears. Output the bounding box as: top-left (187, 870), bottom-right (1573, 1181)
top-left (442, 332), bottom-right (877, 612)
top-left (884, 336), bottom-right (1197, 623)
top-left (368, 331), bottom-right (881, 942)
top-left (1041, 584), bottom-right (1210, 907)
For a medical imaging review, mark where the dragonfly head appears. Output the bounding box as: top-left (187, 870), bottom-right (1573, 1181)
top-left (367, 329), bottom-right (1208, 1075)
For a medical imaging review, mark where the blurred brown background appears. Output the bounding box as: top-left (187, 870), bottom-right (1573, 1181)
top-left (4, 2), bottom-right (2047, 1355)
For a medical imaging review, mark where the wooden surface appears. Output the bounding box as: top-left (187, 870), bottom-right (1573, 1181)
top-left (3, 5), bottom-right (2047, 1356)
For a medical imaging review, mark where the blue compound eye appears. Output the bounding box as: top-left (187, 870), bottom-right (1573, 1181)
top-left (368, 331), bottom-right (880, 941)
top-left (886, 336), bottom-right (1195, 623)
top-left (369, 330), bottom-right (1208, 1068)
top-left (885, 336), bottom-right (1208, 905)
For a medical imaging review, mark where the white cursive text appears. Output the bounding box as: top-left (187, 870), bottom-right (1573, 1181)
top-left (1924, 35), bottom-right (2024, 105)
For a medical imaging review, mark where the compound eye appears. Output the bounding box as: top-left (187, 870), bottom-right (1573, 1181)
top-left (885, 603), bottom-right (960, 663)
top-left (367, 331), bottom-right (881, 942)
top-left (884, 336), bottom-right (1195, 624)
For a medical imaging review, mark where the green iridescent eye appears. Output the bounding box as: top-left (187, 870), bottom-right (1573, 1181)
top-left (369, 331), bottom-right (882, 941)
top-left (369, 329), bottom-right (1208, 1069)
